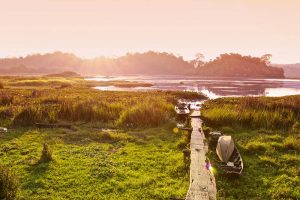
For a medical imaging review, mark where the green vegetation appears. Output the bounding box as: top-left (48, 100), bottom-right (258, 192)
top-left (0, 165), bottom-right (19, 200)
top-left (0, 76), bottom-right (205, 199)
top-left (197, 53), bottom-right (284, 78)
top-left (202, 96), bottom-right (300, 200)
top-left (39, 143), bottom-right (53, 163)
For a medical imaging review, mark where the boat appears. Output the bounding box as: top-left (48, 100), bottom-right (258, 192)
top-left (216, 135), bottom-right (243, 174)
top-left (189, 101), bottom-right (202, 111)
top-left (0, 127), bottom-right (8, 133)
top-left (175, 102), bottom-right (190, 115)
top-left (207, 131), bottom-right (223, 148)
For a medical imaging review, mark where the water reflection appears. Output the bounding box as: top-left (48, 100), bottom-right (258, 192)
top-left (87, 76), bottom-right (300, 98)
top-left (264, 88), bottom-right (300, 97)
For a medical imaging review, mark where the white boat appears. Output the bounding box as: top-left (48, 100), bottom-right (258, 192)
top-left (189, 102), bottom-right (202, 111)
top-left (216, 136), bottom-right (243, 174)
top-left (175, 103), bottom-right (190, 115)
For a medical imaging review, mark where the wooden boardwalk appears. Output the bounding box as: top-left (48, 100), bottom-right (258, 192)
top-left (185, 111), bottom-right (216, 200)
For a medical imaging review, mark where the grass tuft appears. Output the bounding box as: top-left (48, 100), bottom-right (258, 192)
top-left (39, 143), bottom-right (53, 163)
top-left (0, 165), bottom-right (19, 200)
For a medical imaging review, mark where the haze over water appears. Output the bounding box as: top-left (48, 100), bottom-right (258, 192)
top-left (87, 76), bottom-right (300, 99)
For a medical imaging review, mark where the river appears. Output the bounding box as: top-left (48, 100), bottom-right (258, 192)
top-left (85, 75), bottom-right (300, 99)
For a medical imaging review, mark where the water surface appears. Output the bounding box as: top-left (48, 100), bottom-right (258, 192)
top-left (86, 76), bottom-right (300, 99)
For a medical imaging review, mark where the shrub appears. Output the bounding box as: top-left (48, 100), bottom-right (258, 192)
top-left (0, 165), bottom-right (19, 200)
top-left (0, 82), bottom-right (4, 89)
top-left (39, 143), bottom-right (53, 163)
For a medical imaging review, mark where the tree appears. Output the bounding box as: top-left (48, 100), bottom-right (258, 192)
top-left (193, 53), bottom-right (205, 68)
top-left (261, 54), bottom-right (272, 66)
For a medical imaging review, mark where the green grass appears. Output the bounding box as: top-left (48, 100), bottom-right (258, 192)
top-left (202, 97), bottom-right (300, 200)
top-left (0, 125), bottom-right (189, 199)
top-left (0, 76), bottom-right (204, 199)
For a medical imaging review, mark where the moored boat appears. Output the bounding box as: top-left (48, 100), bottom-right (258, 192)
top-left (175, 102), bottom-right (190, 115)
top-left (216, 135), bottom-right (243, 174)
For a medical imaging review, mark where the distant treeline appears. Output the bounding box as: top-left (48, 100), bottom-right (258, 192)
top-left (0, 51), bottom-right (284, 78)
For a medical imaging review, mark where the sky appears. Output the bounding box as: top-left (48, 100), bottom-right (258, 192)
top-left (1, 0), bottom-right (300, 63)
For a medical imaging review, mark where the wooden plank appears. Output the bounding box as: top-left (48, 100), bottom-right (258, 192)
top-left (185, 118), bottom-right (216, 200)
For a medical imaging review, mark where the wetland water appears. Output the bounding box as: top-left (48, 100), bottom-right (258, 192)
top-left (86, 75), bottom-right (300, 99)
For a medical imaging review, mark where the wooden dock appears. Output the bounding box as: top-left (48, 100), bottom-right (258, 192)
top-left (185, 112), bottom-right (216, 200)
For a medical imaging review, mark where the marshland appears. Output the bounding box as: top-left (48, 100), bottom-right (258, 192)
top-left (0, 76), bottom-right (206, 199)
top-left (1, 75), bottom-right (300, 200)
top-left (202, 97), bottom-right (300, 199)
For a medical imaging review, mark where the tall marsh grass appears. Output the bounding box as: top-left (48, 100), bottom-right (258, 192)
top-left (202, 96), bottom-right (300, 130)
top-left (7, 88), bottom-right (200, 128)
top-left (117, 98), bottom-right (174, 127)
top-left (0, 165), bottom-right (19, 200)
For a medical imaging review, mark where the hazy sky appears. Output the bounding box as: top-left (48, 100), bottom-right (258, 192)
top-left (1, 0), bottom-right (300, 63)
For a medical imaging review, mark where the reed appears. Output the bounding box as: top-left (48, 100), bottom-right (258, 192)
top-left (202, 96), bottom-right (300, 130)
top-left (0, 165), bottom-right (19, 200)
top-left (203, 96), bottom-right (300, 200)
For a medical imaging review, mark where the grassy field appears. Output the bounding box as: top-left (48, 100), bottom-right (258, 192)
top-left (0, 76), bottom-right (206, 199)
top-left (202, 97), bottom-right (300, 200)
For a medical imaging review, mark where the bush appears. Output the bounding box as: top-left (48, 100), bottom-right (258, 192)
top-left (0, 165), bottom-right (19, 200)
top-left (39, 143), bottom-right (53, 163)
top-left (0, 82), bottom-right (4, 89)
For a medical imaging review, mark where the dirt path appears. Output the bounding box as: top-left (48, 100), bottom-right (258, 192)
top-left (185, 112), bottom-right (217, 200)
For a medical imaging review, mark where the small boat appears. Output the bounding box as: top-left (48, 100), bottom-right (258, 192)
top-left (175, 103), bottom-right (190, 115)
top-left (0, 127), bottom-right (8, 133)
top-left (208, 131), bottom-right (223, 148)
top-left (189, 102), bottom-right (202, 111)
top-left (216, 136), bottom-right (243, 174)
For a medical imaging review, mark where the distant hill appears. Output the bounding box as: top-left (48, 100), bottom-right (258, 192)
top-left (0, 51), bottom-right (193, 76)
top-left (280, 64), bottom-right (300, 78)
top-left (45, 71), bottom-right (82, 78)
top-left (0, 51), bottom-right (285, 78)
top-left (195, 54), bottom-right (284, 78)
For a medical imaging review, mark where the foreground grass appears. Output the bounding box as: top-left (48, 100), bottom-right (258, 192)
top-left (0, 125), bottom-right (188, 199)
top-left (202, 97), bottom-right (300, 200)
top-left (0, 76), bottom-right (205, 199)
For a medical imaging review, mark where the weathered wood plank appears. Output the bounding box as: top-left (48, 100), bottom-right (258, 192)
top-left (185, 117), bottom-right (216, 200)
